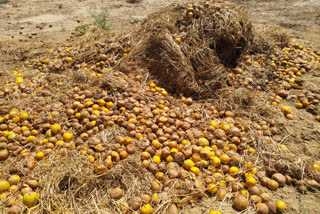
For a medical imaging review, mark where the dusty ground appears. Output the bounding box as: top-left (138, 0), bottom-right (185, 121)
top-left (232, 0), bottom-right (320, 50)
top-left (1, 0), bottom-right (319, 47)
top-left (0, 0), bottom-right (185, 41)
top-left (0, 0), bottom-right (319, 213)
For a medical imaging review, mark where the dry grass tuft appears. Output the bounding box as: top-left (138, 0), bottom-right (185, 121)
top-left (28, 150), bottom-right (153, 214)
top-left (72, 69), bottom-right (90, 83)
top-left (96, 70), bottom-right (129, 92)
top-left (254, 25), bottom-right (290, 49)
top-left (212, 87), bottom-right (271, 120)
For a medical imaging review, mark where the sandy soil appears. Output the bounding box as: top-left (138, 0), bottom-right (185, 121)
top-left (1, 0), bottom-right (319, 48)
top-left (232, 0), bottom-right (320, 50)
top-left (0, 0), bottom-right (185, 41)
top-left (0, 0), bottom-right (319, 213)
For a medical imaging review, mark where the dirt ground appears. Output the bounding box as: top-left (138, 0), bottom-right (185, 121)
top-left (233, 0), bottom-right (320, 50)
top-left (0, 0), bottom-right (186, 41)
top-left (0, 0), bottom-right (320, 213)
top-left (1, 0), bottom-right (319, 47)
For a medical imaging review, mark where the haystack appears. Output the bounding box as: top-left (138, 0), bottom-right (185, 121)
top-left (116, 1), bottom-right (271, 98)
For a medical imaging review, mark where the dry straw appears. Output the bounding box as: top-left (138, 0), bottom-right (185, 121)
top-left (116, 1), bottom-right (272, 98)
top-left (28, 150), bottom-right (153, 214)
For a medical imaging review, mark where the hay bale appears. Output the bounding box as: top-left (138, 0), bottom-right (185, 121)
top-left (116, 1), bottom-right (271, 98)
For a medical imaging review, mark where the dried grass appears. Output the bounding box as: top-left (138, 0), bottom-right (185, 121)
top-left (0, 38), bottom-right (57, 72)
top-left (249, 119), bottom-right (316, 181)
top-left (212, 87), bottom-right (271, 121)
top-left (11, 127), bottom-right (151, 213)
top-left (96, 70), bottom-right (129, 92)
top-left (27, 150), bottom-right (153, 214)
top-left (254, 24), bottom-right (290, 49)
top-left (116, 1), bottom-right (272, 98)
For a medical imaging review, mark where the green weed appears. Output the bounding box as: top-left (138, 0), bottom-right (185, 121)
top-left (0, 0), bottom-right (9, 4)
top-left (133, 19), bottom-right (142, 24)
top-left (73, 25), bottom-right (87, 36)
top-left (90, 7), bottom-right (111, 31)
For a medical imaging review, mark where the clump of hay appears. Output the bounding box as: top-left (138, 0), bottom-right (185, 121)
top-left (29, 150), bottom-right (153, 214)
top-left (116, 1), bottom-right (272, 98)
top-left (97, 70), bottom-right (129, 92)
top-left (254, 25), bottom-right (290, 49)
top-left (212, 87), bottom-right (271, 120)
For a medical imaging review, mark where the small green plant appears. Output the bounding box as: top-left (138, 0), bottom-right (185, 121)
top-left (73, 25), bottom-right (87, 36)
top-left (0, 0), bottom-right (9, 4)
top-left (90, 7), bottom-right (111, 31)
top-left (133, 19), bottom-right (142, 24)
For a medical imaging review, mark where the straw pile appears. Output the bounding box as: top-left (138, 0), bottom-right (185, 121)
top-left (32, 152), bottom-right (153, 214)
top-left (116, 1), bottom-right (271, 98)
top-left (28, 127), bottom-right (155, 214)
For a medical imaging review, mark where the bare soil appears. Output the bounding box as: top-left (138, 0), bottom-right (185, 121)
top-left (232, 0), bottom-right (320, 50)
top-left (0, 0), bottom-right (185, 41)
